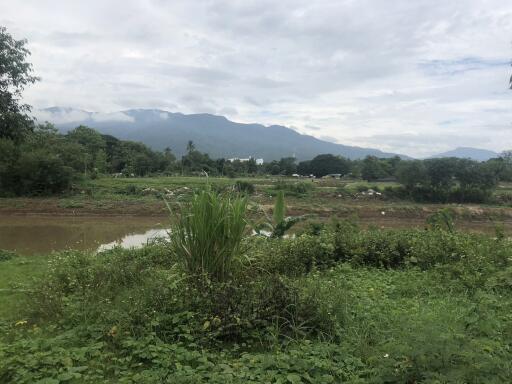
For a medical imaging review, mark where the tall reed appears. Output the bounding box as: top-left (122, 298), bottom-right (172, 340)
top-left (168, 189), bottom-right (248, 282)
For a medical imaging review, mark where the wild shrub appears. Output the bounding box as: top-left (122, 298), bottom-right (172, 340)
top-left (426, 208), bottom-right (456, 232)
top-left (493, 192), bottom-right (512, 205)
top-left (301, 221), bottom-right (325, 236)
top-left (0, 249), bottom-right (16, 261)
top-left (123, 184), bottom-right (143, 195)
top-left (273, 181), bottom-right (313, 196)
top-left (234, 180), bottom-right (255, 195)
top-left (176, 273), bottom-right (306, 345)
top-left (249, 221), bottom-right (512, 279)
top-left (355, 184), bottom-right (369, 192)
top-left (29, 245), bottom-right (173, 321)
top-left (334, 186), bottom-right (353, 198)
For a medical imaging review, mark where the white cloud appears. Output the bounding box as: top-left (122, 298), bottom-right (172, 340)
top-left (33, 108), bottom-right (91, 124)
top-left (1, 0), bottom-right (511, 156)
top-left (33, 109), bottom-right (135, 124)
top-left (92, 112), bottom-right (134, 123)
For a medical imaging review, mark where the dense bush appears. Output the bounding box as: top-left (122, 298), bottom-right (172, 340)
top-left (0, 249), bottom-right (17, 261)
top-left (234, 180), bottom-right (255, 195)
top-left (494, 192), bottom-right (512, 205)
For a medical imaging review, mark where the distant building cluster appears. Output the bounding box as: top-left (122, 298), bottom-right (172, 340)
top-left (227, 157), bottom-right (264, 165)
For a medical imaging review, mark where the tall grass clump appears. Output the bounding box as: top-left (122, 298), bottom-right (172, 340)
top-left (168, 188), bottom-right (248, 282)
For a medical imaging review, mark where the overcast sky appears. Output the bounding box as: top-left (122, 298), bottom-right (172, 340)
top-left (1, 0), bottom-right (511, 157)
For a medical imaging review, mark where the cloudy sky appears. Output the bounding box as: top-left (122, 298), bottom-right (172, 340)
top-left (1, 0), bottom-right (511, 157)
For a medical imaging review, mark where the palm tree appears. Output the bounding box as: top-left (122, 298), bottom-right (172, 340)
top-left (187, 140), bottom-right (195, 154)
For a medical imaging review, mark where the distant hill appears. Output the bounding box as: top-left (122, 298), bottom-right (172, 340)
top-left (35, 107), bottom-right (410, 161)
top-left (430, 147), bottom-right (499, 162)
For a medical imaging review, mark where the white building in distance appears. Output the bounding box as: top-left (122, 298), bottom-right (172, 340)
top-left (227, 157), bottom-right (264, 165)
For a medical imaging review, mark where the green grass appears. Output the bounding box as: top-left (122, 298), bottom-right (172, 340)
top-left (0, 255), bottom-right (49, 320)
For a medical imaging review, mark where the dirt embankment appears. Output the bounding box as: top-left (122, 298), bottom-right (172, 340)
top-left (0, 198), bottom-right (168, 217)
top-left (1, 197), bottom-right (512, 225)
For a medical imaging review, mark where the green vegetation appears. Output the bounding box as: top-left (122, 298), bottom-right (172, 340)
top-left (297, 153), bottom-right (351, 177)
top-left (168, 187), bottom-right (248, 282)
top-left (254, 190), bottom-right (304, 238)
top-left (0, 252), bottom-right (49, 319)
top-left (0, 249), bottom-right (17, 261)
top-left (268, 181), bottom-right (314, 198)
top-left (0, 26), bottom-right (39, 144)
top-left (3, 123), bottom-right (509, 204)
top-left (233, 180), bottom-right (255, 195)
top-left (0, 123), bottom-right (177, 196)
top-left (1, 189), bottom-right (512, 382)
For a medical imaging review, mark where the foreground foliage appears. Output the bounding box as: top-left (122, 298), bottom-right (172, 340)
top-left (1, 221), bottom-right (512, 382)
top-left (168, 188), bottom-right (248, 282)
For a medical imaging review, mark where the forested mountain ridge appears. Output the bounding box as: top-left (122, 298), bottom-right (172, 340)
top-left (38, 107), bottom-right (409, 161)
top-left (430, 147), bottom-right (500, 162)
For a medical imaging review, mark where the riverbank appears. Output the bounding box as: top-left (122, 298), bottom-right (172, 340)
top-left (1, 176), bottom-right (512, 256)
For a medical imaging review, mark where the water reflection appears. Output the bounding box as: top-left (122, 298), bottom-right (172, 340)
top-left (0, 215), bottom-right (168, 255)
top-left (98, 228), bottom-right (169, 252)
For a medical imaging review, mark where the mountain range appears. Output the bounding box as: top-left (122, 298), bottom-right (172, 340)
top-left (428, 147), bottom-right (500, 162)
top-left (36, 107), bottom-right (500, 162)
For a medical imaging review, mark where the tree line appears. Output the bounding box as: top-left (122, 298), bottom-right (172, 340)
top-left (0, 124), bottom-right (176, 195)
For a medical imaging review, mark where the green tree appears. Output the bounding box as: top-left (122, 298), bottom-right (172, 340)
top-left (67, 126), bottom-right (106, 176)
top-left (94, 149), bottom-right (108, 174)
top-left (304, 154), bottom-right (350, 177)
top-left (278, 157), bottom-right (297, 176)
top-left (396, 160), bottom-right (428, 190)
top-left (14, 148), bottom-right (74, 195)
top-left (361, 156), bottom-right (387, 181)
top-left (67, 126), bottom-right (106, 154)
top-left (424, 158), bottom-right (458, 192)
top-left (0, 137), bottom-right (18, 193)
top-left (247, 158), bottom-right (258, 174)
top-left (0, 27), bottom-right (39, 143)
top-left (187, 140), bottom-right (195, 154)
top-left (455, 159), bottom-right (497, 202)
top-left (181, 146), bottom-right (216, 174)
top-left (297, 160), bottom-right (311, 175)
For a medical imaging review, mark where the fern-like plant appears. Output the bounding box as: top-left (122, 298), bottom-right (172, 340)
top-left (254, 190), bottom-right (305, 238)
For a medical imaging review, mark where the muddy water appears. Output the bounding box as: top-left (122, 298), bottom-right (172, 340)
top-left (0, 214), bottom-right (509, 256)
top-left (0, 215), bottom-right (169, 255)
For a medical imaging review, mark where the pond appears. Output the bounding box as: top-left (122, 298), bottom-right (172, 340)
top-left (0, 214), bottom-right (509, 255)
top-left (0, 215), bottom-right (169, 255)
